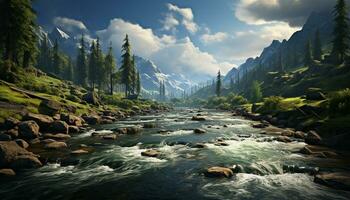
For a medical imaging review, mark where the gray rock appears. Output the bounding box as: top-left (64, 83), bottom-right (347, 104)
top-left (49, 120), bottom-right (69, 134)
top-left (305, 131), bottom-right (322, 145)
top-left (205, 167), bottom-right (233, 178)
top-left (18, 121), bottom-right (40, 139)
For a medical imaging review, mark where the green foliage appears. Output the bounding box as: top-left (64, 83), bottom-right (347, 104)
top-left (328, 88), bottom-right (350, 115)
top-left (216, 70), bottom-right (221, 97)
top-left (304, 40), bottom-right (313, 66)
top-left (227, 93), bottom-right (248, 106)
top-left (313, 29), bottom-right (323, 61)
top-left (250, 81), bottom-right (262, 103)
top-left (120, 34), bottom-right (133, 97)
top-left (105, 43), bottom-right (117, 95)
top-left (76, 35), bottom-right (88, 87)
top-left (260, 96), bottom-right (284, 113)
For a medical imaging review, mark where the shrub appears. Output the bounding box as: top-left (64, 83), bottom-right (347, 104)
top-left (260, 96), bottom-right (284, 113)
top-left (227, 93), bottom-right (248, 107)
top-left (328, 88), bottom-right (350, 115)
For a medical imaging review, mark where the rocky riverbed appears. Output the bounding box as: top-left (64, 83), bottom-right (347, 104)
top-left (0, 108), bottom-right (349, 199)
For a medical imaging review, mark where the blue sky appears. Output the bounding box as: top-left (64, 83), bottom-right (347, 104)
top-left (33, 0), bottom-right (335, 80)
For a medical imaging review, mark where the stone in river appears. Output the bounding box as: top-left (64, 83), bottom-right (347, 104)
top-left (44, 141), bottom-right (67, 149)
top-left (194, 128), bottom-right (206, 134)
top-left (305, 131), bottom-right (322, 145)
top-left (143, 123), bottom-right (157, 128)
top-left (191, 116), bottom-right (206, 121)
top-left (71, 149), bottom-right (89, 155)
top-left (191, 143), bottom-right (207, 148)
top-left (214, 141), bottom-right (229, 146)
top-left (102, 134), bottom-right (117, 140)
top-left (0, 168), bottom-right (16, 176)
top-left (314, 172), bottom-right (350, 191)
top-left (141, 149), bottom-right (160, 157)
top-left (276, 136), bottom-right (292, 143)
top-left (205, 167), bottom-right (234, 178)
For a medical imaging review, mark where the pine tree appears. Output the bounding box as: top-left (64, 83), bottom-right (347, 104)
top-left (120, 35), bottom-right (133, 97)
top-left (304, 40), bottom-right (313, 66)
top-left (52, 39), bottom-right (61, 75)
top-left (131, 55), bottom-right (137, 94)
top-left (0, 0), bottom-right (37, 67)
top-left (313, 29), bottom-right (323, 61)
top-left (37, 34), bottom-right (51, 71)
top-left (136, 72), bottom-right (141, 95)
top-left (76, 35), bottom-right (88, 87)
top-left (216, 70), bottom-right (221, 97)
top-left (95, 38), bottom-right (106, 92)
top-left (88, 41), bottom-right (97, 90)
top-left (331, 0), bottom-right (350, 63)
top-left (105, 42), bottom-right (116, 95)
top-left (65, 56), bottom-right (74, 81)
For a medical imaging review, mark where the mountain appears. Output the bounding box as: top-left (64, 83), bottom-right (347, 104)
top-left (224, 11), bottom-right (333, 83)
top-left (48, 27), bottom-right (79, 57)
top-left (134, 56), bottom-right (195, 97)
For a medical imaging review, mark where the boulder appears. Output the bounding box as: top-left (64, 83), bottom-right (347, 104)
top-left (191, 143), bottom-right (207, 148)
top-left (194, 128), bottom-right (206, 134)
top-left (191, 116), bottom-right (206, 121)
top-left (41, 139), bottom-right (56, 144)
top-left (82, 91), bottom-right (100, 105)
top-left (305, 131), bottom-right (322, 145)
top-left (0, 133), bottom-right (11, 141)
top-left (43, 133), bottom-right (71, 140)
top-left (82, 115), bottom-right (100, 125)
top-left (68, 126), bottom-right (80, 134)
top-left (314, 172), bottom-right (350, 191)
top-left (214, 142), bottom-right (229, 146)
top-left (112, 128), bottom-right (127, 134)
top-left (276, 136), bottom-right (292, 143)
top-left (18, 121), bottom-right (40, 139)
top-left (23, 113), bottom-right (54, 131)
top-left (126, 127), bottom-right (142, 135)
top-left (15, 139), bottom-right (29, 149)
top-left (0, 141), bottom-right (42, 170)
top-left (44, 141), bottom-right (67, 149)
top-left (4, 129), bottom-right (19, 138)
top-left (49, 120), bottom-right (69, 134)
top-left (141, 149), bottom-right (160, 157)
top-left (294, 131), bottom-right (305, 139)
top-left (143, 123), bottom-right (157, 128)
top-left (299, 146), bottom-right (313, 155)
top-left (71, 149), bottom-right (89, 155)
top-left (205, 167), bottom-right (234, 178)
top-left (3, 117), bottom-right (20, 130)
top-left (38, 100), bottom-right (62, 116)
top-left (0, 168), bottom-right (16, 176)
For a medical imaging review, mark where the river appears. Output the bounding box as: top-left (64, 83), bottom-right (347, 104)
top-left (1, 109), bottom-right (349, 200)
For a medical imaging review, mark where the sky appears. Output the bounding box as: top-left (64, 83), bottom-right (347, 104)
top-left (33, 0), bottom-right (336, 80)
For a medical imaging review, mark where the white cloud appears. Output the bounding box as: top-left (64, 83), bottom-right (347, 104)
top-left (201, 32), bottom-right (228, 44)
top-left (161, 14), bottom-right (179, 32)
top-left (53, 17), bottom-right (87, 33)
top-left (166, 3), bottom-right (199, 33)
top-left (97, 18), bottom-right (234, 79)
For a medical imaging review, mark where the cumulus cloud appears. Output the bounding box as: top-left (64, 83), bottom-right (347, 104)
top-left (161, 14), bottom-right (179, 32)
top-left (166, 3), bottom-right (199, 33)
top-left (201, 32), bottom-right (228, 44)
top-left (53, 17), bottom-right (88, 33)
top-left (202, 22), bottom-right (300, 63)
top-left (235, 0), bottom-right (336, 27)
top-left (97, 19), bottom-right (233, 79)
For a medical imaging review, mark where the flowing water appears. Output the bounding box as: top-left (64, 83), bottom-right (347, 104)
top-left (1, 109), bottom-right (349, 200)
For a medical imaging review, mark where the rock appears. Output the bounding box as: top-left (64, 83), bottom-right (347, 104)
top-left (299, 146), bottom-right (313, 155)
top-left (283, 165), bottom-right (319, 175)
top-left (314, 172), bottom-right (350, 191)
top-left (276, 136), bottom-right (292, 143)
top-left (113, 128), bottom-right (127, 134)
top-left (305, 131), bottom-right (322, 145)
top-left (44, 141), bottom-right (67, 149)
top-left (205, 167), bottom-right (234, 178)
top-left (38, 100), bottom-right (62, 116)
top-left (49, 120), bottom-right (69, 134)
top-left (82, 91), bottom-right (100, 105)
top-left (252, 123), bottom-right (267, 128)
top-left (82, 115), bottom-right (100, 125)
top-left (23, 113), bottom-right (54, 131)
top-left (141, 149), bottom-right (160, 157)
top-left (3, 117), bottom-right (20, 130)
top-left (43, 133), bottom-right (71, 140)
top-left (68, 126), bottom-right (80, 134)
top-left (294, 131), bottom-right (305, 139)
top-left (18, 121), bottom-right (40, 139)
top-left (0, 168), bottom-right (16, 176)
top-left (4, 129), bottom-right (19, 138)
top-left (29, 138), bottom-right (40, 144)
top-left (102, 134), bottom-right (117, 140)
top-left (223, 125), bottom-right (228, 128)
top-left (191, 143), bottom-right (207, 148)
top-left (143, 123), bottom-right (157, 128)
top-left (191, 116), bottom-right (206, 121)
top-left (71, 149), bottom-right (89, 155)
top-left (41, 139), bottom-right (56, 144)
top-left (60, 114), bottom-right (84, 126)
top-left (0, 133), bottom-right (11, 141)
top-left (0, 141), bottom-right (42, 170)
top-left (126, 127), bottom-right (142, 135)
top-left (281, 129), bottom-right (295, 137)
top-left (15, 139), bottom-right (29, 149)
top-left (214, 142), bottom-right (229, 146)
top-left (194, 128), bottom-right (206, 134)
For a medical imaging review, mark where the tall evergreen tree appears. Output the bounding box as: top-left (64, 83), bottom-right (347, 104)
top-left (65, 56), bottom-right (74, 81)
top-left (120, 35), bottom-right (133, 97)
top-left (136, 72), bottom-right (141, 95)
top-left (216, 70), bottom-right (222, 97)
top-left (52, 39), bottom-right (61, 74)
top-left (37, 34), bottom-right (51, 71)
top-left (304, 40), bottom-right (313, 66)
top-left (76, 35), bottom-right (88, 87)
top-left (131, 55), bottom-right (137, 94)
top-left (0, 0), bottom-right (37, 67)
top-left (105, 42), bottom-right (116, 95)
top-left (313, 29), bottom-right (323, 61)
top-left (95, 38), bottom-right (106, 92)
top-left (331, 0), bottom-right (350, 63)
top-left (88, 41), bottom-right (97, 90)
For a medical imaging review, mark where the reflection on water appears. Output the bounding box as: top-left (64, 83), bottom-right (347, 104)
top-left (0, 109), bottom-right (349, 200)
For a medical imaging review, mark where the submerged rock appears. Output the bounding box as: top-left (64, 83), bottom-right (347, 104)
top-left (214, 141), bottom-right (229, 146)
top-left (126, 127), bottom-right (142, 135)
top-left (44, 141), bottom-right (67, 149)
top-left (194, 128), bottom-right (206, 134)
top-left (191, 116), bottom-right (206, 121)
top-left (102, 134), bottom-right (117, 140)
top-left (0, 168), bottom-right (16, 176)
top-left (283, 165), bottom-right (319, 175)
top-left (71, 149), bottom-right (89, 155)
top-left (305, 131), bottom-right (322, 145)
top-left (314, 172), bottom-right (350, 191)
top-left (191, 143), bottom-right (207, 148)
top-left (143, 123), bottom-right (157, 128)
top-left (205, 167), bottom-right (234, 178)
top-left (141, 149), bottom-right (160, 157)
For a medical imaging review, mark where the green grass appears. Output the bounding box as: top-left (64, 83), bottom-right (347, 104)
top-left (0, 85), bottom-right (41, 106)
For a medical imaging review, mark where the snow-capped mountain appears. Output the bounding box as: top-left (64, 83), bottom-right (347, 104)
top-left (134, 56), bottom-right (195, 96)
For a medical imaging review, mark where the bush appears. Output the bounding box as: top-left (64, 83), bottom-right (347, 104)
top-left (227, 93), bottom-right (248, 107)
top-left (260, 96), bottom-right (284, 113)
top-left (328, 88), bottom-right (350, 115)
